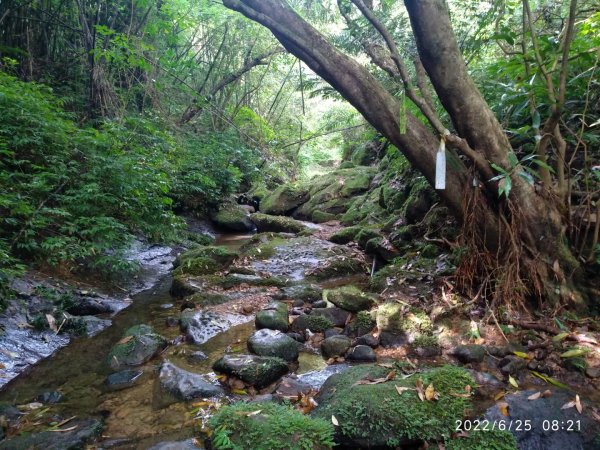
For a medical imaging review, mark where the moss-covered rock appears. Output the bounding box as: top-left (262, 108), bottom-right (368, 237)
top-left (445, 430), bottom-right (517, 450)
top-left (209, 402), bottom-right (334, 450)
top-left (346, 310), bottom-right (376, 336)
top-left (291, 314), bottom-right (334, 333)
top-left (107, 325), bottom-right (167, 371)
top-left (411, 334), bottom-right (442, 357)
top-left (321, 335), bottom-right (351, 358)
top-left (323, 285), bottom-right (377, 313)
top-left (260, 183), bottom-right (310, 215)
top-left (402, 179), bottom-right (436, 225)
top-left (312, 365), bottom-right (474, 447)
top-left (212, 354), bottom-right (289, 389)
top-left (249, 213), bottom-right (306, 233)
top-left (365, 237), bottom-right (401, 262)
top-left (328, 226), bottom-right (363, 244)
top-left (172, 245), bottom-right (238, 277)
top-left (312, 210), bottom-right (337, 223)
top-left (355, 228), bottom-right (382, 248)
top-left (247, 329), bottom-right (299, 362)
top-left (186, 292), bottom-right (229, 308)
top-left (276, 284), bottom-right (323, 303)
top-left (376, 303), bottom-right (433, 338)
top-left (211, 203), bottom-right (255, 232)
top-left (255, 301), bottom-right (289, 332)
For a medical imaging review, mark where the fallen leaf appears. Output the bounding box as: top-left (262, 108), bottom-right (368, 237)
top-left (416, 378), bottom-right (425, 402)
top-left (552, 332), bottom-right (570, 343)
top-left (465, 385), bottom-right (472, 395)
top-left (425, 383), bottom-right (438, 401)
top-left (527, 392), bottom-right (541, 400)
top-left (531, 371), bottom-right (570, 389)
top-left (541, 390), bottom-right (552, 398)
top-left (246, 410), bottom-right (262, 416)
top-left (332, 415), bottom-right (339, 426)
top-left (46, 314), bottom-right (58, 333)
top-left (561, 400), bottom-right (576, 410)
top-left (48, 426), bottom-right (78, 432)
top-left (560, 348), bottom-right (589, 358)
top-left (353, 371), bottom-right (396, 386)
top-left (513, 351), bottom-right (531, 359)
top-left (231, 389), bottom-right (247, 395)
top-left (494, 391), bottom-right (507, 401)
top-left (508, 375), bottom-right (519, 389)
top-left (395, 385), bottom-right (414, 395)
top-left (117, 335), bottom-right (133, 345)
top-left (575, 395), bottom-right (583, 414)
top-left (498, 401), bottom-right (510, 416)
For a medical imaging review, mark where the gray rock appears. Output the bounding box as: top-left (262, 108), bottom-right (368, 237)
top-left (323, 286), bottom-right (377, 313)
top-left (66, 297), bottom-right (113, 316)
top-left (378, 331), bottom-right (408, 348)
top-left (499, 355), bottom-right (527, 375)
top-left (346, 345), bottom-right (376, 362)
top-left (585, 367), bottom-right (600, 378)
top-left (276, 284), bottom-right (323, 303)
top-left (107, 324), bottom-right (168, 371)
top-left (312, 300), bottom-right (327, 308)
top-left (255, 301), bottom-right (289, 332)
top-left (35, 391), bottom-right (63, 404)
top-left (105, 370), bottom-right (144, 391)
top-left (181, 310), bottom-right (250, 345)
top-left (450, 344), bottom-right (486, 363)
top-left (212, 354), bottom-right (288, 389)
top-left (146, 439), bottom-right (201, 450)
top-left (286, 332), bottom-right (305, 343)
top-left (187, 351), bottom-right (208, 363)
top-left (274, 376), bottom-right (312, 399)
top-left (324, 328), bottom-right (343, 338)
top-left (247, 329), bottom-right (299, 361)
top-left (354, 334), bottom-right (379, 348)
top-left (156, 361), bottom-right (224, 407)
top-left (484, 389), bottom-right (597, 450)
top-left (321, 335), bottom-right (351, 358)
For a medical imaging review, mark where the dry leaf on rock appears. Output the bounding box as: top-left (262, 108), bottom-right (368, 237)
top-left (498, 401), bottom-right (510, 417)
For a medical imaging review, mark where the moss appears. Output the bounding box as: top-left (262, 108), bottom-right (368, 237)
top-left (249, 213), bottom-right (306, 233)
top-left (329, 226), bottom-right (363, 244)
top-left (212, 204), bottom-right (254, 231)
top-left (292, 314), bottom-right (334, 332)
top-left (240, 233), bottom-right (287, 259)
top-left (376, 303), bottom-right (433, 335)
top-left (323, 285), bottom-right (377, 312)
top-left (412, 335), bottom-right (441, 353)
top-left (339, 171), bottom-right (372, 197)
top-left (445, 430), bottom-right (517, 450)
top-left (313, 365), bottom-right (474, 446)
top-left (175, 246), bottom-right (238, 269)
top-left (421, 243), bottom-right (441, 258)
top-left (312, 210), bottom-right (336, 223)
top-left (184, 231), bottom-right (215, 246)
top-left (355, 228), bottom-right (382, 248)
top-left (401, 178), bottom-right (435, 225)
top-left (260, 183), bottom-right (310, 215)
top-left (308, 256), bottom-right (367, 281)
top-left (347, 310), bottom-right (376, 336)
top-left (187, 292), bottom-right (229, 307)
top-left (339, 161), bottom-right (355, 169)
top-left (220, 273), bottom-right (287, 289)
top-left (210, 402), bottom-right (334, 450)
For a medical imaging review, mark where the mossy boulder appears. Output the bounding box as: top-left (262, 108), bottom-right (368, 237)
top-left (247, 329), bottom-right (299, 362)
top-left (209, 402), bottom-right (334, 450)
top-left (0, 419), bottom-right (102, 450)
top-left (411, 335), bottom-right (442, 357)
top-left (346, 310), bottom-right (376, 336)
top-left (376, 304), bottom-right (433, 338)
top-left (156, 361), bottom-right (224, 407)
top-left (173, 245), bottom-right (238, 276)
top-left (329, 226), bottom-right (362, 244)
top-left (365, 237), bottom-right (401, 262)
top-left (445, 430), bottom-right (517, 450)
top-left (212, 354), bottom-right (289, 389)
top-left (249, 213), bottom-right (307, 233)
top-left (211, 204), bottom-right (255, 232)
top-left (312, 210), bottom-right (337, 223)
top-left (321, 335), bottom-right (351, 358)
top-left (354, 228), bottom-right (382, 248)
top-left (312, 365), bottom-right (474, 447)
top-left (107, 324), bottom-right (167, 371)
top-left (220, 273), bottom-right (287, 289)
top-left (186, 292), bottom-right (229, 308)
top-left (291, 314), bottom-right (334, 333)
top-left (323, 286), bottom-right (377, 313)
top-left (311, 307), bottom-right (351, 327)
top-left (260, 183), bottom-right (310, 215)
top-left (255, 301), bottom-right (289, 332)
top-left (275, 284), bottom-right (323, 303)
top-left (402, 180), bottom-right (436, 224)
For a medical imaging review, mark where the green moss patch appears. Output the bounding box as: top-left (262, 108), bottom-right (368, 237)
top-left (210, 402), bottom-right (334, 450)
top-left (250, 213), bottom-right (306, 233)
top-left (445, 429), bottom-right (517, 450)
top-left (260, 183), bottom-right (310, 215)
top-left (329, 226), bottom-right (363, 244)
top-left (323, 285), bottom-right (377, 313)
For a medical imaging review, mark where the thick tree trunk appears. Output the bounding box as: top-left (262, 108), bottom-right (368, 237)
top-left (222, 0), bottom-right (586, 309)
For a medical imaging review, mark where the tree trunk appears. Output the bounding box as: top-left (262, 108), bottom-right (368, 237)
top-left (222, 0), bottom-right (587, 309)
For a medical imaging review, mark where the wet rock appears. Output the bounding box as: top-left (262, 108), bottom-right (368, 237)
top-left (329, 226), bottom-right (362, 244)
top-left (0, 418), bottom-right (102, 450)
top-left (499, 355), bottom-right (527, 375)
top-left (181, 310), bottom-right (250, 345)
top-left (0, 403), bottom-right (22, 421)
top-left (173, 245), bottom-right (238, 277)
top-left (105, 369), bottom-right (144, 391)
top-left (292, 299), bottom-right (304, 307)
top-left (274, 376), bottom-right (312, 399)
top-left (324, 328), bottom-right (343, 338)
top-left (221, 273), bottom-right (286, 289)
top-left (80, 315), bottom-right (112, 337)
top-left (323, 285), bottom-right (377, 313)
top-left (165, 317), bottom-right (179, 327)
top-left (484, 389), bottom-right (596, 450)
top-left (297, 364), bottom-right (350, 389)
top-left (247, 329), bottom-right (299, 362)
top-left (211, 203), bottom-right (255, 232)
top-left (260, 184), bottom-right (310, 215)
top-left (411, 335), bottom-right (442, 357)
top-left (170, 275), bottom-right (199, 297)
top-left (354, 334), bottom-right (379, 348)
top-left (147, 439), bottom-right (201, 450)
top-left (187, 350), bottom-right (208, 363)
top-left (346, 345), bottom-right (376, 362)
top-left (450, 344), bottom-right (486, 364)
top-left (35, 391), bottom-right (62, 404)
top-left (527, 360), bottom-right (554, 375)
top-left (467, 370), bottom-right (503, 388)
top-left (107, 324), bottom-right (167, 371)
top-left (312, 300), bottom-right (327, 308)
top-left (255, 301), bottom-right (289, 332)
top-left (156, 361), bottom-right (224, 407)
top-left (212, 354), bottom-right (289, 389)
top-left (275, 284), bottom-right (322, 303)
top-left (313, 365), bottom-right (474, 448)
top-left (250, 213), bottom-right (307, 233)
top-left (66, 297), bottom-right (113, 316)
top-left (311, 307), bottom-right (350, 328)
top-left (321, 335), bottom-right (351, 358)
top-left (286, 332), bottom-right (305, 343)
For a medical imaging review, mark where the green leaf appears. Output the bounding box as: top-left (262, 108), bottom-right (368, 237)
top-left (532, 110), bottom-right (541, 129)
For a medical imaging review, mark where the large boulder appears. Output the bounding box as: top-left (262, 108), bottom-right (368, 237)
top-left (323, 285), bottom-right (377, 313)
top-left (107, 324), bottom-right (167, 371)
top-left (212, 354), bottom-right (289, 389)
top-left (311, 307), bottom-right (351, 328)
top-left (181, 310), bottom-right (250, 345)
top-left (156, 361), bottom-right (224, 407)
top-left (247, 329), bottom-right (299, 361)
top-left (173, 245), bottom-right (238, 276)
top-left (255, 301), bottom-right (289, 332)
top-left (321, 335), bottom-right (351, 358)
top-left (275, 284), bottom-right (323, 304)
top-left (0, 419), bottom-right (102, 450)
top-left (260, 184), bottom-right (310, 215)
top-left (375, 304), bottom-right (432, 340)
top-left (211, 203), bottom-right (255, 232)
top-left (250, 213), bottom-right (307, 233)
top-left (291, 314), bottom-right (334, 333)
top-left (313, 365), bottom-right (474, 448)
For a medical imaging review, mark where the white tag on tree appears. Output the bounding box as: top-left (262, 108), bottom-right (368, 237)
top-left (435, 137), bottom-right (446, 190)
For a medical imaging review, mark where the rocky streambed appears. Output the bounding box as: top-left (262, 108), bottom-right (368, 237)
top-left (0, 217), bottom-right (599, 450)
